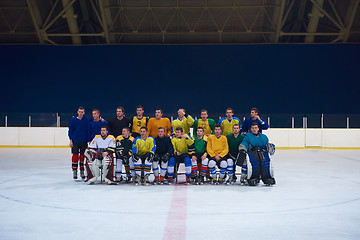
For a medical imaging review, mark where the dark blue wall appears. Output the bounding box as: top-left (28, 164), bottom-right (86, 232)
top-left (1, 44), bottom-right (359, 115)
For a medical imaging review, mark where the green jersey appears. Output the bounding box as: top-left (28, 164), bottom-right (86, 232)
top-left (226, 133), bottom-right (244, 157)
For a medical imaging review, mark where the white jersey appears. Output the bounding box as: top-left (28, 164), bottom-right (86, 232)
top-left (89, 135), bottom-right (116, 151)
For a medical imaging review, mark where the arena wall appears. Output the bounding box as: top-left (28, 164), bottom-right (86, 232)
top-left (0, 127), bottom-right (359, 149)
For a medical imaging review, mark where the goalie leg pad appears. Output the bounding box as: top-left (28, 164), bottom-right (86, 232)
top-left (103, 155), bottom-right (115, 183)
top-left (247, 151), bottom-right (261, 181)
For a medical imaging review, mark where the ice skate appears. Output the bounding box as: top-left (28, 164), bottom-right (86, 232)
top-left (186, 177), bottom-right (191, 185)
top-left (143, 174), bottom-right (150, 186)
top-left (72, 170), bottom-right (77, 180)
top-left (160, 176), bottom-right (165, 185)
top-left (153, 176), bottom-right (159, 185)
top-left (226, 175), bottom-right (233, 185)
top-left (80, 170), bottom-right (85, 180)
top-left (167, 177), bottom-right (173, 185)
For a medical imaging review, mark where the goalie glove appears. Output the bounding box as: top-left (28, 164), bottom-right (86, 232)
top-left (266, 143), bottom-right (276, 155)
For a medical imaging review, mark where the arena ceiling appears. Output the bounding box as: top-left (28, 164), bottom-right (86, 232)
top-left (1, 0), bottom-right (359, 45)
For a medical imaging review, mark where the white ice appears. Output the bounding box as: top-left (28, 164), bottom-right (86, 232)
top-left (0, 148), bottom-right (360, 240)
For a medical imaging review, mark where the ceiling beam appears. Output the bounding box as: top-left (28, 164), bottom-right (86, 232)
top-left (61, 0), bottom-right (81, 44)
top-left (305, 0), bottom-right (325, 43)
top-left (343, 0), bottom-right (360, 42)
top-left (25, 0), bottom-right (44, 44)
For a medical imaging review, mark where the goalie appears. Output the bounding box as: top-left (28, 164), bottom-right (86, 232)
top-left (237, 122), bottom-right (275, 186)
top-left (84, 126), bottom-right (116, 185)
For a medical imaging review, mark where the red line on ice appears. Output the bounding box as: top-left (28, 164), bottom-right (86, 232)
top-left (162, 185), bottom-right (187, 240)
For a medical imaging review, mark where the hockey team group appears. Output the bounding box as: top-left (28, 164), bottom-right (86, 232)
top-left (68, 106), bottom-right (276, 186)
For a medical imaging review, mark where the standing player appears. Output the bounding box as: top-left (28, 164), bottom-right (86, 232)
top-left (238, 122), bottom-right (275, 186)
top-left (207, 124), bottom-right (229, 184)
top-left (147, 109), bottom-right (172, 138)
top-left (190, 127), bottom-right (209, 184)
top-left (171, 108), bottom-right (195, 135)
top-left (131, 127), bottom-right (156, 185)
top-left (107, 106), bottom-right (132, 138)
top-left (153, 127), bottom-right (174, 184)
top-left (131, 105), bottom-right (149, 139)
top-left (241, 107), bottom-right (269, 134)
top-left (226, 124), bottom-right (244, 184)
top-left (192, 109), bottom-right (216, 137)
top-left (84, 126), bottom-right (116, 185)
top-left (88, 109), bottom-right (108, 142)
top-left (68, 106), bottom-right (91, 180)
top-left (168, 127), bottom-right (194, 184)
top-left (218, 108), bottom-right (241, 136)
top-left (115, 127), bottom-right (134, 182)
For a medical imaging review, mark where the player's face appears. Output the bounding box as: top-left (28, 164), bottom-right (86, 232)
top-left (101, 128), bottom-right (108, 137)
top-left (155, 110), bottom-right (162, 119)
top-left (92, 111), bottom-right (99, 120)
top-left (197, 128), bottom-right (204, 137)
top-left (158, 128), bottom-right (165, 138)
top-left (201, 111), bottom-right (208, 120)
top-left (214, 127), bottom-right (221, 136)
top-left (233, 125), bottom-right (240, 134)
top-left (175, 130), bottom-right (182, 138)
top-left (136, 108), bottom-right (144, 117)
top-left (122, 128), bottom-right (129, 138)
top-left (77, 109), bottom-right (85, 118)
top-left (177, 109), bottom-right (185, 118)
top-left (117, 109), bottom-right (124, 117)
top-left (140, 128), bottom-right (147, 138)
top-left (251, 110), bottom-right (257, 118)
top-left (251, 125), bottom-right (259, 134)
top-left (226, 110), bottom-right (233, 119)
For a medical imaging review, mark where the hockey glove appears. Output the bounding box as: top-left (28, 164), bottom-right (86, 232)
top-left (145, 152), bottom-right (154, 162)
top-left (162, 153), bottom-right (171, 163)
top-left (132, 153), bottom-right (140, 162)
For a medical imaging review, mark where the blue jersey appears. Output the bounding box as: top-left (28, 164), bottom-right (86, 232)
top-left (241, 132), bottom-right (269, 151)
top-left (68, 115), bottom-right (91, 143)
top-left (88, 120), bottom-right (108, 142)
top-left (241, 117), bottom-right (269, 134)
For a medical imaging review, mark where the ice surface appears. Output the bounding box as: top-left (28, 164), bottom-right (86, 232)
top-left (0, 148), bottom-right (359, 240)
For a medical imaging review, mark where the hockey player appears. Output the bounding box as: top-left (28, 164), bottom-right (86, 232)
top-left (107, 107), bottom-right (132, 138)
top-left (131, 127), bottom-right (156, 185)
top-left (68, 106), bottom-right (91, 180)
top-left (131, 105), bottom-right (149, 139)
top-left (115, 127), bottom-right (134, 182)
top-left (168, 127), bottom-right (194, 184)
top-left (88, 109), bottom-right (108, 142)
top-left (226, 124), bottom-right (244, 184)
top-left (207, 124), bottom-right (229, 184)
top-left (190, 127), bottom-right (209, 184)
top-left (153, 127), bottom-right (174, 184)
top-left (218, 108), bottom-right (241, 136)
top-left (240, 107), bottom-right (269, 134)
top-left (192, 109), bottom-right (216, 136)
top-left (84, 126), bottom-right (116, 185)
top-left (171, 108), bottom-right (195, 135)
top-left (238, 122), bottom-right (275, 186)
top-left (147, 109), bottom-right (172, 138)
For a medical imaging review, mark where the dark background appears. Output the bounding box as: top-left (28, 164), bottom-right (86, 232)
top-left (1, 44), bottom-right (359, 118)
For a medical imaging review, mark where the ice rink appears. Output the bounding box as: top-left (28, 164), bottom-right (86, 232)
top-left (0, 148), bottom-right (359, 240)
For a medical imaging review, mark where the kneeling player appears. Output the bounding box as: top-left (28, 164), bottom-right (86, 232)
top-left (84, 126), bottom-right (116, 185)
top-left (130, 127), bottom-right (156, 185)
top-left (207, 125), bottom-right (229, 184)
top-left (238, 122), bottom-right (275, 186)
top-left (115, 127), bottom-right (134, 182)
top-left (168, 127), bottom-right (194, 184)
top-left (153, 127), bottom-right (173, 184)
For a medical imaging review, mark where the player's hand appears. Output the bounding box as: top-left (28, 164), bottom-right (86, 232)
top-left (256, 115), bottom-right (260, 120)
top-left (191, 155), bottom-right (197, 161)
top-left (181, 134), bottom-right (187, 139)
top-left (176, 151), bottom-right (181, 156)
top-left (215, 155), bottom-right (221, 161)
top-left (201, 154), bottom-right (207, 161)
top-left (100, 117), bottom-right (104, 122)
top-left (102, 152), bottom-right (108, 158)
top-left (69, 140), bottom-right (73, 148)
